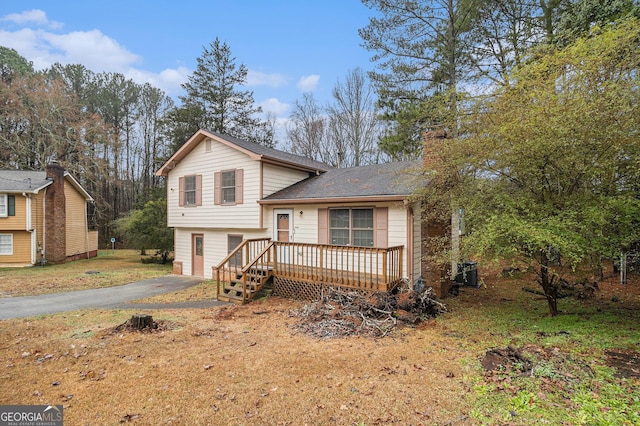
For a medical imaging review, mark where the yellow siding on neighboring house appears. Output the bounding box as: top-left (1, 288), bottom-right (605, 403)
top-left (0, 195), bottom-right (28, 230)
top-left (0, 231), bottom-right (32, 263)
top-left (64, 181), bottom-right (91, 257)
top-left (31, 193), bottom-right (45, 253)
top-left (0, 193), bottom-right (46, 265)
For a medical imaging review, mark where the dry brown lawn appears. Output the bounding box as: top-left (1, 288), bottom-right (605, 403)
top-left (1, 258), bottom-right (639, 425)
top-left (0, 298), bottom-right (480, 425)
top-left (0, 250), bottom-right (172, 297)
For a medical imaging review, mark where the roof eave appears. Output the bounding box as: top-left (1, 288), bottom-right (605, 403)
top-left (260, 156), bottom-right (328, 174)
top-left (258, 195), bottom-right (408, 205)
top-left (0, 181), bottom-right (52, 194)
top-left (64, 172), bottom-right (94, 201)
top-left (156, 129), bottom-right (329, 176)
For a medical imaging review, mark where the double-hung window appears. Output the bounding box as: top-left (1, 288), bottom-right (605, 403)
top-left (221, 171), bottom-right (236, 204)
top-left (214, 169), bottom-right (243, 206)
top-left (0, 234), bottom-right (12, 255)
top-left (0, 195), bottom-right (6, 217)
top-left (329, 208), bottom-right (374, 247)
top-left (0, 195), bottom-right (15, 218)
top-left (179, 175), bottom-right (201, 207)
top-left (184, 176), bottom-right (196, 206)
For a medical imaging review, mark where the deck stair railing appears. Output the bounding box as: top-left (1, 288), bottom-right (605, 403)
top-left (214, 238), bottom-right (273, 304)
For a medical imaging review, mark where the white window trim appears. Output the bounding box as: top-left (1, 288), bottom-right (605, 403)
top-left (0, 233), bottom-right (13, 255)
top-left (0, 194), bottom-right (7, 218)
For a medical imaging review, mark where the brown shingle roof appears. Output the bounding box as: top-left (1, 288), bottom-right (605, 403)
top-left (261, 161), bottom-right (423, 204)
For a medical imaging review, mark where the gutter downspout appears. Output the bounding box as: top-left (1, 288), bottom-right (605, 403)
top-left (24, 193), bottom-right (35, 265)
top-left (42, 186), bottom-right (46, 264)
top-left (84, 201), bottom-right (89, 258)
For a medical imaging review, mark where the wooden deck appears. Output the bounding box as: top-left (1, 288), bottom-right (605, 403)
top-left (214, 239), bottom-right (404, 304)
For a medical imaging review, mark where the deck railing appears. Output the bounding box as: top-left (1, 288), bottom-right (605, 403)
top-left (215, 240), bottom-right (404, 301)
top-left (273, 242), bottom-right (404, 292)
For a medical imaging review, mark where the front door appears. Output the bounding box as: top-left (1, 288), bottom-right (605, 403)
top-left (274, 209), bottom-right (293, 263)
top-left (192, 234), bottom-right (204, 277)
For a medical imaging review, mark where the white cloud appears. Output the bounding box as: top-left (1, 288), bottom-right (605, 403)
top-left (258, 98), bottom-right (290, 117)
top-left (44, 29), bottom-right (142, 71)
top-left (297, 74), bottom-right (320, 91)
top-left (247, 70), bottom-right (287, 87)
top-left (1, 9), bottom-right (62, 29)
top-left (0, 27), bottom-right (141, 72)
top-left (125, 66), bottom-right (190, 97)
top-left (0, 22), bottom-right (189, 97)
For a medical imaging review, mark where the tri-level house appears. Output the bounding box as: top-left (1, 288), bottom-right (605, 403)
top-left (157, 129), bottom-right (454, 303)
top-left (0, 163), bottom-right (98, 266)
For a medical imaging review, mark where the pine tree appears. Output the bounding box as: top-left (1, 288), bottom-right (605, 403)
top-left (175, 38), bottom-right (272, 146)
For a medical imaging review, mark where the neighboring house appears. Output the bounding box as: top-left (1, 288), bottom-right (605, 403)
top-left (0, 163), bottom-right (98, 266)
top-left (156, 129), bottom-right (452, 303)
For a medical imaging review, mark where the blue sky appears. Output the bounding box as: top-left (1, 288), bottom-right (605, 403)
top-left (0, 1), bottom-right (376, 125)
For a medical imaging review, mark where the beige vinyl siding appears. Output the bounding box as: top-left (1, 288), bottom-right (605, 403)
top-left (174, 227), bottom-right (269, 279)
top-left (262, 163), bottom-right (311, 197)
top-left (64, 181), bottom-right (91, 257)
top-left (167, 141), bottom-right (262, 229)
top-left (263, 201), bottom-right (410, 278)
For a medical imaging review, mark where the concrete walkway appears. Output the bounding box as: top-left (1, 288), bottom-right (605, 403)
top-left (0, 275), bottom-right (226, 320)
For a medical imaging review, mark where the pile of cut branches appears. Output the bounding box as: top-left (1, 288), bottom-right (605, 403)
top-left (290, 286), bottom-right (447, 339)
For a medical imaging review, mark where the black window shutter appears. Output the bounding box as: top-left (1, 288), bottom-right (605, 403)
top-left (8, 195), bottom-right (15, 216)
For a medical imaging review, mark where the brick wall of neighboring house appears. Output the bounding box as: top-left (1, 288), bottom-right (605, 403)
top-left (45, 163), bottom-right (67, 264)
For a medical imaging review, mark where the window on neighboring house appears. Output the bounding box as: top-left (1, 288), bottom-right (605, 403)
top-left (0, 234), bottom-right (12, 255)
top-left (329, 208), bottom-right (374, 247)
top-left (179, 175), bottom-right (202, 207)
top-left (215, 169), bottom-right (243, 206)
top-left (0, 195), bottom-right (14, 218)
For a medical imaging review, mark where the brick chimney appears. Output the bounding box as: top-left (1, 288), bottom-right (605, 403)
top-left (45, 163), bottom-right (66, 264)
top-left (420, 127), bottom-right (454, 297)
top-left (422, 127), bottom-right (447, 170)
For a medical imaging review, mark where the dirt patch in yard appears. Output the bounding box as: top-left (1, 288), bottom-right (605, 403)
top-left (605, 350), bottom-right (640, 379)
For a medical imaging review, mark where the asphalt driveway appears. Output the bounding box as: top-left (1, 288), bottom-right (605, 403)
top-left (0, 275), bottom-right (225, 320)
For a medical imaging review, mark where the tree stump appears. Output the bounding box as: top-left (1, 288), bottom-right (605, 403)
top-left (129, 314), bottom-right (154, 330)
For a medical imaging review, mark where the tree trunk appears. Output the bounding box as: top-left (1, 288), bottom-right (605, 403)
top-left (539, 253), bottom-right (559, 316)
top-left (129, 315), bottom-right (154, 330)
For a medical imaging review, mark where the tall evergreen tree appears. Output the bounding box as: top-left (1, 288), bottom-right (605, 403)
top-left (174, 38), bottom-right (272, 146)
top-left (359, 0), bottom-right (477, 159)
top-left (0, 46), bottom-right (34, 83)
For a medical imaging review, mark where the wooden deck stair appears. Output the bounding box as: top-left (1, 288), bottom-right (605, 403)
top-left (217, 265), bottom-right (273, 304)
